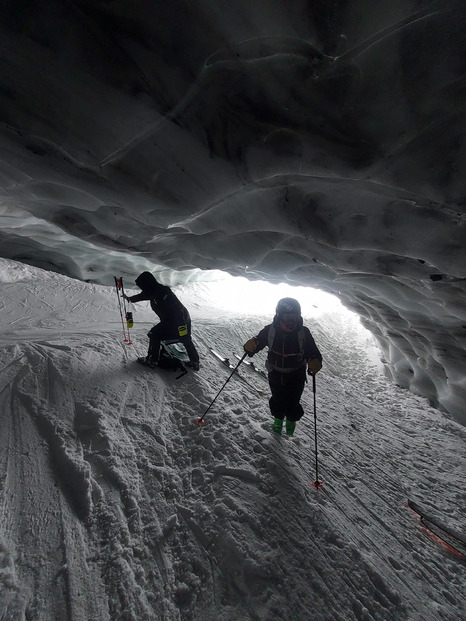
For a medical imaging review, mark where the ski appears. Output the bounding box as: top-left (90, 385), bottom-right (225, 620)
top-left (234, 353), bottom-right (267, 379)
top-left (211, 348), bottom-right (236, 368)
top-left (408, 499), bottom-right (466, 559)
top-left (209, 349), bottom-right (264, 394)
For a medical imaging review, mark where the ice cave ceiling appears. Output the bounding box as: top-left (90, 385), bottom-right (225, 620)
top-left (0, 0), bottom-right (465, 423)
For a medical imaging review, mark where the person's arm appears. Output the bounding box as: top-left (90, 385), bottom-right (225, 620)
top-left (243, 326), bottom-right (269, 356)
top-left (305, 329), bottom-right (322, 374)
top-left (124, 291), bottom-right (150, 303)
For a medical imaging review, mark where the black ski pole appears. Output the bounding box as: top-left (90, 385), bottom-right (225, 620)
top-left (196, 352), bottom-right (248, 426)
top-left (311, 373), bottom-right (323, 488)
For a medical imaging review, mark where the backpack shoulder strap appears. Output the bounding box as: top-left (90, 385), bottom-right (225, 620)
top-left (268, 324), bottom-right (305, 355)
top-left (298, 328), bottom-right (305, 359)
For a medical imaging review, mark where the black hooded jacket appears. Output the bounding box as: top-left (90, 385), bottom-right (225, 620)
top-left (128, 272), bottom-right (189, 324)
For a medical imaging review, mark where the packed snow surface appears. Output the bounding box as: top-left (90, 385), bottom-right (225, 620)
top-left (0, 259), bottom-right (464, 620)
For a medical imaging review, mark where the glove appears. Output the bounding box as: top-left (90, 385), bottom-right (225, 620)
top-left (243, 338), bottom-right (258, 357)
top-left (307, 358), bottom-right (322, 375)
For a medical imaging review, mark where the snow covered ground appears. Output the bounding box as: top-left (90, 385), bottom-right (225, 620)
top-left (0, 258), bottom-right (464, 621)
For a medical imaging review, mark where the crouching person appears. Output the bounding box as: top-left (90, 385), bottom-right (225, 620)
top-left (124, 271), bottom-right (200, 370)
top-left (243, 298), bottom-right (322, 436)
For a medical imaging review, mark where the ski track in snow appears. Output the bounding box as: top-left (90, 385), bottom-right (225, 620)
top-left (0, 263), bottom-right (465, 620)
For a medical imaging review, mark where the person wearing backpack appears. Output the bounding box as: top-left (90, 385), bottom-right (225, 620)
top-left (124, 271), bottom-right (200, 371)
top-left (243, 298), bottom-right (322, 436)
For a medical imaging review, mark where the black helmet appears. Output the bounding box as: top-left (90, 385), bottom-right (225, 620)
top-left (276, 298), bottom-right (301, 317)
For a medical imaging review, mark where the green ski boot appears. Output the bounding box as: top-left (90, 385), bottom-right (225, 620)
top-left (272, 418), bottom-right (284, 434)
top-left (285, 419), bottom-right (296, 436)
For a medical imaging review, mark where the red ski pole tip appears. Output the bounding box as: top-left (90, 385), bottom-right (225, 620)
top-left (312, 480), bottom-right (323, 488)
top-left (196, 417), bottom-right (205, 426)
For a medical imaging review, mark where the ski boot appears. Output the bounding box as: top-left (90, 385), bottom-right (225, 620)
top-left (272, 418), bottom-right (284, 434)
top-left (138, 356), bottom-right (157, 368)
top-left (285, 419), bottom-right (296, 436)
top-left (186, 361), bottom-right (200, 371)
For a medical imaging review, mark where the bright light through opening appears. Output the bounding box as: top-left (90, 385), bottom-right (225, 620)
top-left (189, 271), bottom-right (383, 372)
top-left (202, 272), bottom-right (345, 318)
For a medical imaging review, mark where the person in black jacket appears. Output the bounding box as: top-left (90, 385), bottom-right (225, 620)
top-left (243, 297), bottom-right (322, 436)
top-left (124, 271), bottom-right (200, 370)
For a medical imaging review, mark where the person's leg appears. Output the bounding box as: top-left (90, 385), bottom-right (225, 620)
top-left (283, 378), bottom-right (306, 436)
top-left (181, 336), bottom-right (199, 364)
top-left (179, 319), bottom-right (200, 367)
top-left (284, 380), bottom-right (305, 421)
top-left (269, 380), bottom-right (287, 433)
top-left (147, 324), bottom-right (166, 363)
top-left (269, 386), bottom-right (285, 419)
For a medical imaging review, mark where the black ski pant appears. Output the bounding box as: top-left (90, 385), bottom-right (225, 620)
top-left (147, 320), bottom-right (199, 364)
top-left (268, 370), bottom-right (306, 422)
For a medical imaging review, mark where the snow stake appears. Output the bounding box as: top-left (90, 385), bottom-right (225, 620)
top-left (196, 351), bottom-right (248, 426)
top-left (311, 374), bottom-right (323, 488)
top-left (114, 276), bottom-right (132, 344)
top-left (120, 278), bottom-right (132, 344)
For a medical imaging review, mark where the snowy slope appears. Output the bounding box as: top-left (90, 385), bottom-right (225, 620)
top-left (0, 259), bottom-right (464, 621)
